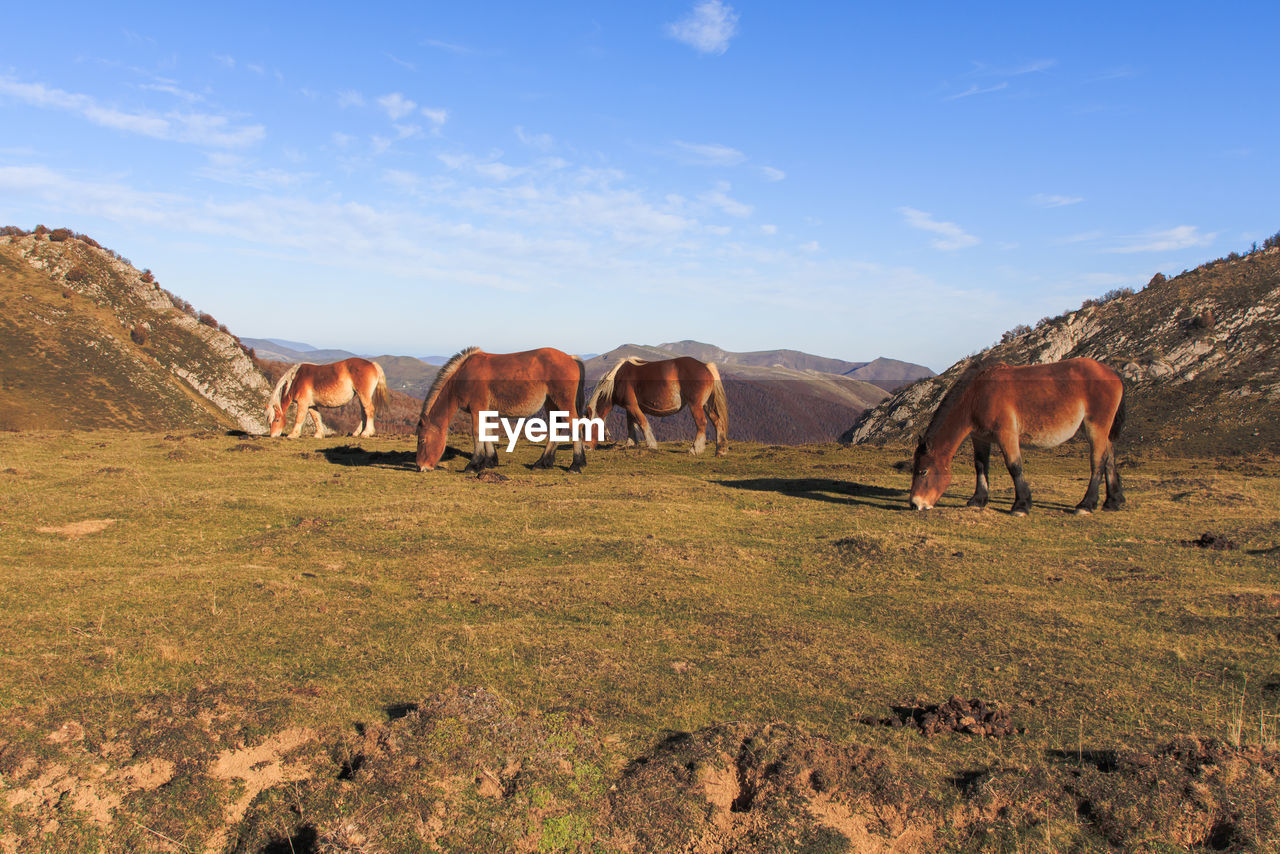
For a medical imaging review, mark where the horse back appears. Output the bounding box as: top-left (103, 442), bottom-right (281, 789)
top-left (973, 359), bottom-right (1122, 447)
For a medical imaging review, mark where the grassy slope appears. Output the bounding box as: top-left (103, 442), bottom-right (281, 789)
top-left (0, 248), bottom-right (229, 432)
top-left (0, 430), bottom-right (1277, 850)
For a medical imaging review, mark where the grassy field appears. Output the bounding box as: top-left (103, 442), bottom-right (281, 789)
top-left (1, 429), bottom-right (1278, 852)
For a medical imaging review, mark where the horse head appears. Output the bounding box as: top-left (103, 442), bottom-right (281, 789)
top-left (908, 437), bottom-right (951, 510)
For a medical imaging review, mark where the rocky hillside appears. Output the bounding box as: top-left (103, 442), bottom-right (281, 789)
top-left (845, 244), bottom-right (1280, 454)
top-left (0, 228), bottom-right (270, 433)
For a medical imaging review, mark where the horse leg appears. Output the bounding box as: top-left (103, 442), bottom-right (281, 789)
top-left (707, 399), bottom-right (728, 457)
top-left (1075, 425), bottom-right (1106, 514)
top-left (310, 409), bottom-right (326, 438)
top-left (484, 441), bottom-right (499, 469)
top-left (355, 387), bottom-right (376, 437)
top-left (688, 403), bottom-right (707, 455)
top-left (624, 414), bottom-right (639, 448)
top-left (464, 412), bottom-right (486, 472)
top-left (967, 439), bottom-right (992, 509)
top-left (288, 397), bottom-right (309, 438)
top-left (631, 408), bottom-right (658, 450)
top-left (1102, 444), bottom-right (1125, 510)
top-left (997, 431), bottom-right (1032, 516)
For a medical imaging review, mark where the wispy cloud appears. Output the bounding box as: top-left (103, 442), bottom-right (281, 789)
top-left (421, 107), bottom-right (448, 133)
top-left (376, 92), bottom-right (417, 120)
top-left (1053, 230), bottom-right (1103, 245)
top-left (1031, 193), bottom-right (1083, 208)
top-left (0, 76), bottom-right (263, 147)
top-left (667, 1), bottom-right (739, 55)
top-left (1107, 225), bottom-right (1216, 254)
top-left (899, 206), bottom-right (980, 250)
top-left (671, 140), bottom-right (746, 166)
top-left (422, 38), bottom-right (482, 56)
top-left (515, 126), bottom-right (553, 150)
top-left (337, 89), bottom-right (364, 108)
top-left (759, 166), bottom-right (785, 182)
top-left (945, 81), bottom-right (1008, 100)
top-left (386, 53), bottom-right (417, 72)
top-left (700, 181), bottom-right (752, 217)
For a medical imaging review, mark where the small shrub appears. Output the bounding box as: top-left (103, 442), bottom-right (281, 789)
top-left (48, 228), bottom-right (73, 242)
top-left (65, 266), bottom-right (89, 283)
top-left (1191, 308), bottom-right (1215, 330)
top-left (1000, 323), bottom-right (1032, 344)
top-left (1148, 272), bottom-right (1166, 288)
top-left (1101, 287), bottom-right (1134, 302)
top-left (0, 226), bottom-right (29, 237)
top-left (130, 324), bottom-right (148, 346)
top-left (74, 232), bottom-right (101, 249)
top-left (198, 312), bottom-right (218, 328)
top-left (33, 224), bottom-right (50, 236)
top-left (140, 269), bottom-right (155, 284)
top-left (61, 289), bottom-right (72, 299)
top-left (1264, 230), bottom-right (1280, 251)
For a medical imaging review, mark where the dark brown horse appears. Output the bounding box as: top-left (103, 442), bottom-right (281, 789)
top-left (415, 347), bottom-right (588, 473)
top-left (267, 358), bottom-right (388, 438)
top-left (586, 357), bottom-right (729, 456)
top-left (908, 358), bottom-right (1125, 515)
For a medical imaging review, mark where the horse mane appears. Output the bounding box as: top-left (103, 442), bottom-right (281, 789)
top-left (588, 357), bottom-right (646, 412)
top-left (268, 364), bottom-right (302, 412)
top-left (422, 346), bottom-right (482, 417)
top-left (921, 359), bottom-right (1004, 446)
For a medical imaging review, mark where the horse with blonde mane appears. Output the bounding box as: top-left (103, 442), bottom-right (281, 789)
top-left (415, 347), bottom-right (588, 473)
top-left (908, 357), bottom-right (1125, 516)
top-left (267, 358), bottom-right (389, 438)
top-left (586, 356), bottom-right (728, 456)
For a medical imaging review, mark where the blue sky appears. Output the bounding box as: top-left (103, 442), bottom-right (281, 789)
top-left (2, 2), bottom-right (1276, 370)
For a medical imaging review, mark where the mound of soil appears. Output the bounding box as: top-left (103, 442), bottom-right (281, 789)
top-left (862, 696), bottom-right (1019, 738)
top-left (1180, 532), bottom-right (1239, 550)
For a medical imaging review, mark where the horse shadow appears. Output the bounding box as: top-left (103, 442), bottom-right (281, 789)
top-left (321, 444), bottom-right (466, 470)
top-left (714, 477), bottom-right (903, 508)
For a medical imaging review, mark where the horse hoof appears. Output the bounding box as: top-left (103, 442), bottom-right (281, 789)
top-left (1074, 508), bottom-right (1093, 516)
top-left (1011, 510), bottom-right (1028, 518)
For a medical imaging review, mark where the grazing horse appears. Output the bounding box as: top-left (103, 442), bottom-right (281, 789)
top-left (267, 358), bottom-right (389, 438)
top-left (586, 357), bottom-right (729, 456)
top-left (415, 347), bottom-right (588, 473)
top-left (908, 358), bottom-right (1125, 516)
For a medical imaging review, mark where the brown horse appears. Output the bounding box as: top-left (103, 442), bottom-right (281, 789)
top-left (267, 358), bottom-right (389, 438)
top-left (415, 347), bottom-right (588, 473)
top-left (586, 357), bottom-right (729, 456)
top-left (908, 358), bottom-right (1125, 515)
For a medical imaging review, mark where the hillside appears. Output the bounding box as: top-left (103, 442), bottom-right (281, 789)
top-left (0, 229), bottom-right (269, 433)
top-left (845, 244), bottom-right (1280, 453)
top-left (659, 339), bottom-right (934, 389)
top-left (584, 346), bottom-right (889, 445)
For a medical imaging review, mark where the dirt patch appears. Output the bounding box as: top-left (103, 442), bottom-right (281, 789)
top-left (862, 696), bottom-right (1019, 738)
top-left (36, 518), bottom-right (116, 537)
top-left (476, 470), bottom-right (510, 483)
top-left (227, 443), bottom-right (265, 452)
top-left (1180, 532), bottom-right (1239, 550)
top-left (203, 727), bottom-right (315, 854)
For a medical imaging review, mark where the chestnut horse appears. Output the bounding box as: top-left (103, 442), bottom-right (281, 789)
top-left (415, 347), bottom-right (588, 473)
top-left (267, 358), bottom-right (388, 438)
top-left (908, 358), bottom-right (1125, 516)
top-left (586, 357), bottom-right (729, 456)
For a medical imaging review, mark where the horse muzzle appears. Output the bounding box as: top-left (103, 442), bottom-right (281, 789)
top-left (909, 496), bottom-right (933, 511)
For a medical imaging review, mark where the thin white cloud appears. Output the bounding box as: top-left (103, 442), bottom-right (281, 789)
top-left (760, 224), bottom-right (777, 235)
top-left (1053, 230), bottom-right (1103, 245)
top-left (1107, 225), bottom-right (1215, 254)
top-left (331, 131), bottom-right (354, 150)
top-left (376, 92), bottom-right (416, 120)
top-left (213, 54), bottom-right (236, 69)
top-left (386, 53), bottom-right (416, 72)
top-left (899, 206), bottom-right (980, 250)
top-left (423, 38), bottom-right (480, 56)
top-left (1031, 193), bottom-right (1084, 208)
top-left (672, 140), bottom-right (746, 166)
top-left (759, 166), bottom-right (786, 182)
top-left (138, 81), bottom-right (204, 103)
top-left (667, 1), bottom-right (739, 55)
top-left (337, 89), bottom-right (365, 108)
top-left (799, 241), bottom-right (819, 252)
top-left (421, 107), bottom-right (448, 133)
top-left (945, 82), bottom-right (1008, 100)
top-left (0, 76), bottom-right (263, 147)
top-left (515, 126), bottom-right (553, 150)
top-left (700, 181), bottom-right (752, 217)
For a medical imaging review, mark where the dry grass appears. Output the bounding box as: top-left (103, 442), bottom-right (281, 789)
top-left (0, 430), bottom-right (1277, 851)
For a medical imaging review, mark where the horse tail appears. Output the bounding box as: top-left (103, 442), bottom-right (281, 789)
top-left (269, 363), bottom-right (301, 414)
top-left (1109, 381), bottom-right (1126, 442)
top-left (707, 362), bottom-right (729, 442)
top-left (372, 361), bottom-right (389, 412)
